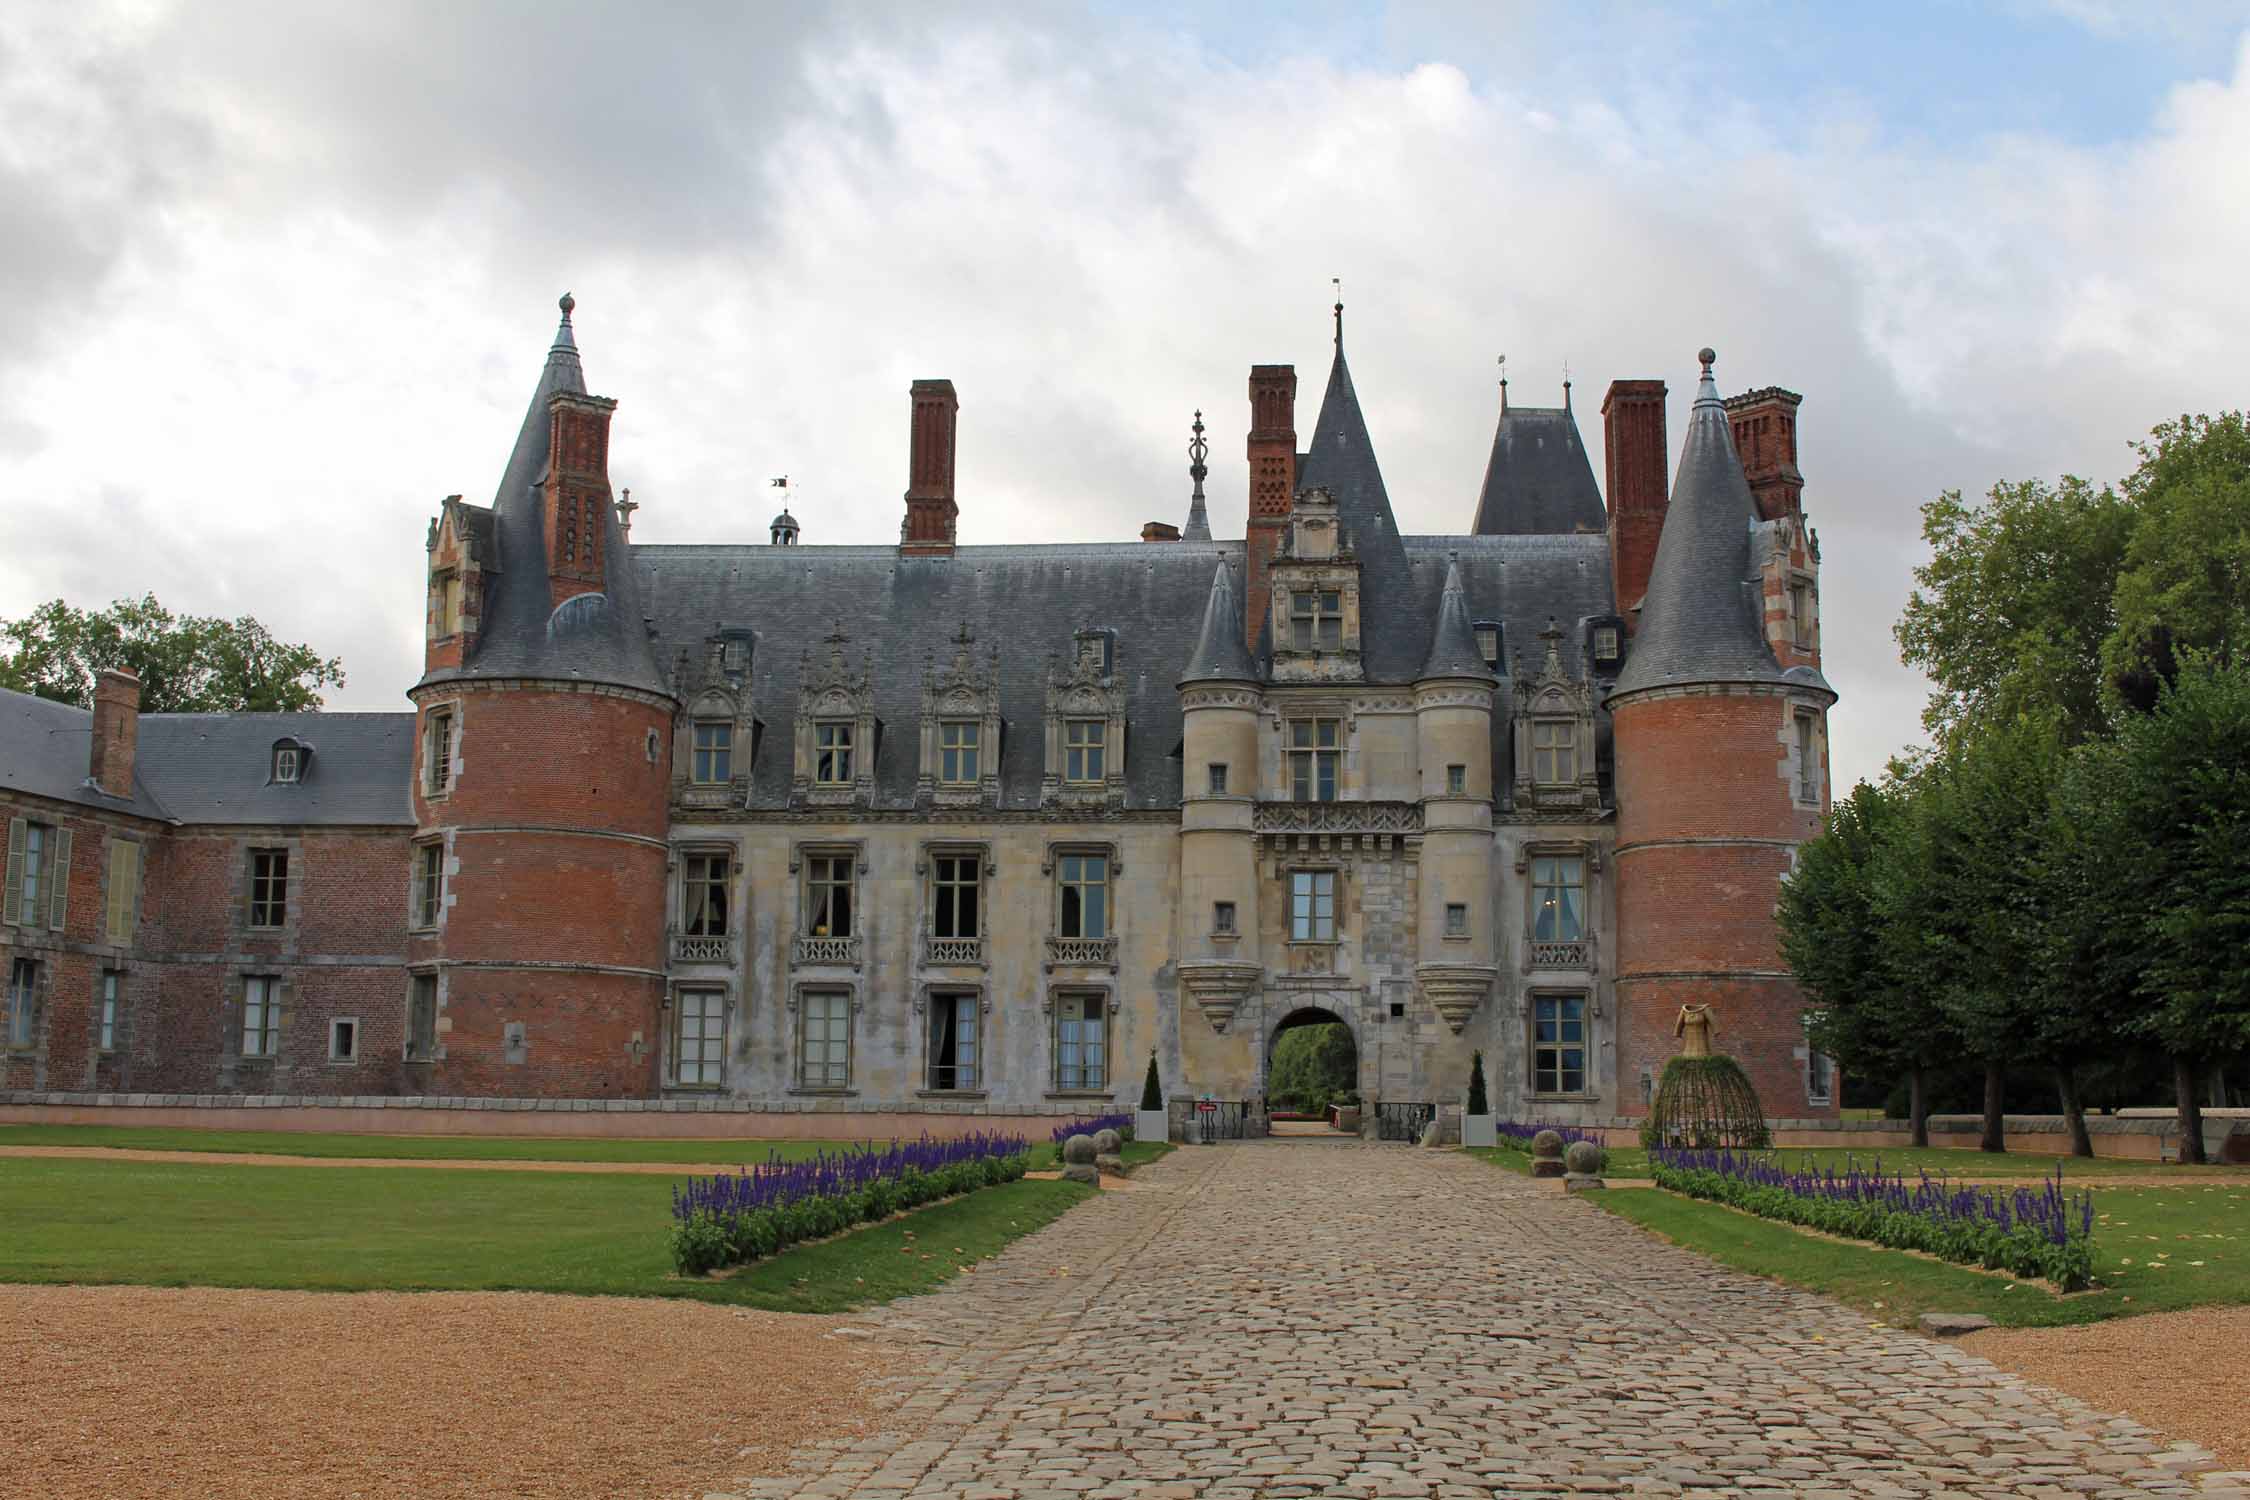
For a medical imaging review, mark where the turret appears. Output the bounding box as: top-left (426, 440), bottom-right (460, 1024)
top-left (1605, 349), bottom-right (1837, 1120)
top-left (1175, 561), bottom-right (1263, 1045)
top-left (407, 295), bottom-right (675, 1099)
top-left (1412, 558), bottom-right (1498, 1038)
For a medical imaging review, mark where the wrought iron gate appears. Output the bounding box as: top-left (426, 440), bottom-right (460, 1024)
top-left (1186, 1100), bottom-right (1251, 1144)
top-left (1374, 1101), bottom-right (1434, 1143)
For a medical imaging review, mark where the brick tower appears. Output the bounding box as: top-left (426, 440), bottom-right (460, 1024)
top-left (407, 296), bottom-right (675, 1097)
top-left (1606, 349), bottom-right (1837, 1118)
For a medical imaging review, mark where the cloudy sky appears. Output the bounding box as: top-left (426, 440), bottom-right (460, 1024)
top-left (4, 1), bottom-right (2246, 791)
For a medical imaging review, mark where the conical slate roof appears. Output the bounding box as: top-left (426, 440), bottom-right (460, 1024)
top-left (1418, 556), bottom-right (1494, 680)
top-left (1179, 560), bottom-right (1259, 684)
top-left (417, 296), bottom-right (670, 699)
top-left (1607, 350), bottom-right (1789, 700)
top-left (1291, 337), bottom-right (1416, 679)
top-left (1471, 401), bottom-right (1607, 535)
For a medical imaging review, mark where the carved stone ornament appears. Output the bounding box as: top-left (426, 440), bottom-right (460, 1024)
top-left (1042, 628), bottom-right (1128, 809)
top-left (916, 622), bottom-right (1003, 810)
top-left (792, 621), bottom-right (878, 810)
top-left (1511, 619), bottom-right (1601, 814)
top-left (1177, 960), bottom-right (1262, 1034)
top-left (1415, 962), bottom-right (1496, 1034)
top-left (674, 632), bottom-right (758, 811)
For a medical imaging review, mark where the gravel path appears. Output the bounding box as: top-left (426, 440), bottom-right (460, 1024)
top-left (1, 1286), bottom-right (897, 1500)
top-left (716, 1140), bottom-right (2246, 1499)
top-left (1962, 1308), bottom-right (2250, 1474)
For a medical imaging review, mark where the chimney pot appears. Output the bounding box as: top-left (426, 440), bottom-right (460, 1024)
top-left (90, 667), bottom-right (141, 799)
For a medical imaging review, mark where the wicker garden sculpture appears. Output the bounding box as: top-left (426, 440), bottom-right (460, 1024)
top-left (1640, 1003), bottom-right (1772, 1150)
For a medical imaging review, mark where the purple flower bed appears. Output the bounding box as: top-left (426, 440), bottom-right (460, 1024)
top-left (1050, 1111), bottom-right (1134, 1145)
top-left (1494, 1120), bottom-right (1602, 1149)
top-left (1650, 1147), bottom-right (2097, 1289)
top-left (669, 1132), bottom-right (1032, 1275)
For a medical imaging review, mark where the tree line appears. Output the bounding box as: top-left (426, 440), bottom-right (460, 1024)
top-left (1782, 414), bottom-right (2249, 1162)
top-left (0, 593), bottom-right (344, 713)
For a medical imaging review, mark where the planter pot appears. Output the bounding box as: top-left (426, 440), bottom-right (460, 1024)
top-left (1133, 1108), bottom-right (1169, 1145)
top-left (1333, 1106), bottom-right (1362, 1133)
top-left (1461, 1113), bottom-right (1498, 1149)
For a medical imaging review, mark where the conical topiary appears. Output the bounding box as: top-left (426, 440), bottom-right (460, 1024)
top-left (1466, 1050), bottom-right (1489, 1116)
top-left (1640, 1054), bottom-right (1771, 1151)
top-left (1140, 1051), bottom-right (1163, 1112)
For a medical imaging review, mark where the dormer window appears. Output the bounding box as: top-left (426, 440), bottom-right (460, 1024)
top-left (691, 722), bottom-right (733, 785)
top-left (272, 743), bottom-right (303, 784)
top-left (1290, 590), bottom-right (1343, 651)
top-left (1592, 626), bottom-right (1620, 664)
top-left (1474, 624), bottom-right (1501, 669)
top-left (814, 723), bottom-right (854, 785)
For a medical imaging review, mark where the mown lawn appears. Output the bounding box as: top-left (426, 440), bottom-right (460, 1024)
top-left (1594, 1181), bottom-right (2250, 1328)
top-left (1473, 1141), bottom-right (2245, 1181)
top-left (0, 1155), bottom-right (1092, 1313)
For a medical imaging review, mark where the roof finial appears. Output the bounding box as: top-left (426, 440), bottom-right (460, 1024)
top-left (1562, 358), bottom-right (1572, 412)
top-left (1331, 277), bottom-right (1343, 348)
top-left (1498, 353), bottom-right (1508, 414)
top-left (552, 292), bottom-right (578, 354)
top-left (1183, 409), bottom-right (1212, 541)
top-left (1699, 346), bottom-right (1716, 374)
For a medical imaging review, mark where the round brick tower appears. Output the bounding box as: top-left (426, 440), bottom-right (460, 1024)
top-left (1606, 349), bottom-right (1836, 1120)
top-left (407, 297), bottom-right (675, 1099)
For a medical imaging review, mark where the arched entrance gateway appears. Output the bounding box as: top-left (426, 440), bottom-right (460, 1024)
top-left (1260, 1003), bottom-right (1362, 1139)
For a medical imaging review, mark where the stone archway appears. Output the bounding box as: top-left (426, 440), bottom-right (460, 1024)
top-left (1261, 1002), bottom-right (1361, 1132)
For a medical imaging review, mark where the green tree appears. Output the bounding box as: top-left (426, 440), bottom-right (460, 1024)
top-left (1267, 1021), bottom-right (1355, 1114)
top-left (1783, 779), bottom-right (1953, 1147)
top-left (2104, 413), bottom-right (2250, 707)
top-left (1895, 477), bottom-right (2137, 747)
top-left (0, 594), bottom-right (345, 713)
top-left (2102, 659), bottom-right (2250, 1161)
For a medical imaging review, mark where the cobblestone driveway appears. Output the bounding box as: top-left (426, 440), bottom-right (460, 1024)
top-left (727, 1142), bottom-right (2243, 1499)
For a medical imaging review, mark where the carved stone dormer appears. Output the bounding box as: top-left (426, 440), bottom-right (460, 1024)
top-left (676, 632), bottom-right (758, 810)
top-left (424, 495), bottom-right (496, 668)
top-left (1267, 486), bottom-right (1363, 685)
top-left (793, 621), bottom-right (879, 810)
top-left (1512, 619), bottom-right (1601, 813)
top-left (917, 622), bottom-right (1003, 810)
top-left (1042, 628), bottom-right (1128, 810)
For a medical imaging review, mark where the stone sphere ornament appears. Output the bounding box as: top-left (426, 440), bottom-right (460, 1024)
top-left (1091, 1128), bottom-right (1123, 1156)
top-left (1529, 1128), bottom-right (1566, 1179)
top-left (1062, 1134), bottom-right (1096, 1165)
top-left (1564, 1140), bottom-right (1604, 1175)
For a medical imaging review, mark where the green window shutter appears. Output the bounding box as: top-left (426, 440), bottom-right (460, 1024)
top-left (47, 829), bottom-right (72, 932)
top-left (3, 819), bottom-right (22, 927)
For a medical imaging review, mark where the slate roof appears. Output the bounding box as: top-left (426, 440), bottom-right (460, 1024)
top-left (634, 531), bottom-right (1619, 812)
top-left (1418, 557), bottom-right (1496, 681)
top-left (1608, 353), bottom-right (1795, 699)
top-left (0, 688), bottom-right (170, 820)
top-left (0, 687), bottom-right (414, 826)
top-left (1180, 561), bottom-right (1258, 684)
top-left (416, 298), bottom-right (670, 699)
top-left (1471, 402), bottom-right (1608, 536)
top-left (1288, 341), bottom-right (1418, 678)
top-left (135, 713), bottom-right (416, 825)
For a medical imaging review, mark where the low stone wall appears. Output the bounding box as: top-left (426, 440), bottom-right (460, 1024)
top-left (0, 1091), bottom-right (1109, 1142)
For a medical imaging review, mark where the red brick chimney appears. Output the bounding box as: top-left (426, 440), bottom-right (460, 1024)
top-left (1725, 387), bottom-right (1804, 520)
top-left (1243, 364), bottom-right (1297, 645)
top-left (1140, 521), bottom-right (1181, 542)
top-left (89, 667), bottom-right (140, 799)
top-left (901, 379), bottom-right (959, 557)
top-left (542, 389), bottom-right (619, 607)
top-left (1601, 378), bottom-right (1669, 630)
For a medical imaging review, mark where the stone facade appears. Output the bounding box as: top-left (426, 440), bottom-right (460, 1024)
top-left (0, 301), bottom-right (1838, 1127)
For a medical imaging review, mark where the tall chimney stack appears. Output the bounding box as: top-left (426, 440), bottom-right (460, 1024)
top-left (1601, 378), bottom-right (1669, 630)
top-left (1725, 387), bottom-right (1804, 521)
top-left (901, 378), bottom-right (959, 557)
top-left (1243, 364), bottom-right (1297, 645)
top-left (89, 667), bottom-right (141, 799)
top-left (542, 389), bottom-right (619, 608)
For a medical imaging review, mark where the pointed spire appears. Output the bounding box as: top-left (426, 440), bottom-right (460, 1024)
top-left (1608, 347), bottom-right (1791, 700)
top-left (1418, 555), bottom-right (1493, 681)
top-left (1295, 331), bottom-right (1415, 676)
top-left (1180, 561), bottom-right (1258, 684)
top-left (1182, 409), bottom-right (1212, 541)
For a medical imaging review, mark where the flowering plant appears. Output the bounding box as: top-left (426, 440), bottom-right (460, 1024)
top-left (1050, 1111), bottom-right (1134, 1145)
top-left (669, 1132), bottom-right (1032, 1275)
top-left (1492, 1120), bottom-right (1602, 1149)
top-left (1650, 1148), bottom-right (2097, 1290)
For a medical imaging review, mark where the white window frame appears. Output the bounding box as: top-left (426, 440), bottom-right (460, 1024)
top-left (1289, 588), bottom-right (1344, 651)
top-left (805, 853), bottom-right (855, 939)
top-left (691, 720), bottom-right (734, 785)
top-left (247, 848), bottom-right (289, 930)
top-left (1531, 993), bottom-right (1588, 1096)
top-left (1052, 991), bottom-right (1108, 1092)
top-left (412, 841), bottom-right (444, 931)
top-left (1055, 851), bottom-right (1110, 940)
top-left (929, 852), bottom-right (982, 940)
top-left (1289, 869), bottom-right (1337, 942)
top-left (274, 745), bottom-right (301, 783)
top-left (937, 721), bottom-right (981, 786)
top-left (328, 1015), bottom-right (360, 1065)
top-left (6, 957), bottom-right (36, 1051)
top-left (797, 989), bottom-right (853, 1090)
top-left (424, 708), bottom-right (455, 797)
top-left (1529, 853), bottom-right (1587, 944)
top-left (925, 990), bottom-right (981, 1092)
top-left (1288, 719), bottom-right (1340, 803)
top-left (405, 973), bottom-right (438, 1061)
top-left (1063, 719), bottom-right (1106, 785)
top-left (681, 852), bottom-right (731, 939)
top-left (98, 970), bottom-right (120, 1054)
top-left (1531, 719), bottom-right (1578, 786)
top-left (241, 975), bottom-right (281, 1059)
top-left (813, 721), bottom-right (854, 786)
top-left (674, 989), bottom-right (727, 1088)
